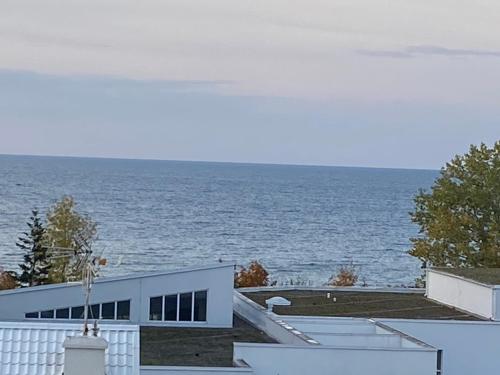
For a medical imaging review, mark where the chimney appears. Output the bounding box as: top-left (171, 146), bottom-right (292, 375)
top-left (63, 335), bottom-right (108, 375)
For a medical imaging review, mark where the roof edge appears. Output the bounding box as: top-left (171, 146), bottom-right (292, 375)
top-left (0, 262), bottom-right (235, 296)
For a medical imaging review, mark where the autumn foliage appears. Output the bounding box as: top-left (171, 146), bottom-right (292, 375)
top-left (0, 269), bottom-right (16, 291)
top-left (234, 261), bottom-right (269, 288)
top-left (329, 264), bottom-right (358, 287)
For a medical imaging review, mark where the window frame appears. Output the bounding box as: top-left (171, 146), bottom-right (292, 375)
top-left (149, 295), bottom-right (164, 321)
top-left (27, 300), bottom-right (130, 321)
top-left (148, 289), bottom-right (208, 323)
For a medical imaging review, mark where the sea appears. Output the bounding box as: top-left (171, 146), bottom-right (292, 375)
top-left (0, 155), bottom-right (439, 286)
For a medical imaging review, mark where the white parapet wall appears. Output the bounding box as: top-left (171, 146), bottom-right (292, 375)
top-left (234, 343), bottom-right (437, 375)
top-left (233, 291), bottom-right (312, 345)
top-left (426, 269), bottom-right (500, 320)
top-left (379, 319), bottom-right (500, 375)
top-left (140, 366), bottom-right (253, 375)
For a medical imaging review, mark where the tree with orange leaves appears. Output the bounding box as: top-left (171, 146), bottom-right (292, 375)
top-left (234, 260), bottom-right (269, 288)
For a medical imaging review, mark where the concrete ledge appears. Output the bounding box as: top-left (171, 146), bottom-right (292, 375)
top-left (63, 335), bottom-right (108, 350)
top-left (140, 366), bottom-right (253, 374)
top-left (233, 291), bottom-right (313, 345)
top-left (237, 286), bottom-right (425, 294)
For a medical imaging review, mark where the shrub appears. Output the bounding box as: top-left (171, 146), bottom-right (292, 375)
top-left (234, 261), bottom-right (269, 288)
top-left (0, 268), bottom-right (17, 291)
top-left (329, 263), bottom-right (359, 287)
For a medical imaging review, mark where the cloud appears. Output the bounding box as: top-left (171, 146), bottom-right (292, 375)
top-left (357, 50), bottom-right (412, 59)
top-left (359, 45), bottom-right (500, 59)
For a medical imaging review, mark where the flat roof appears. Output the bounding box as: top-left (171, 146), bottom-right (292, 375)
top-left (433, 268), bottom-right (500, 285)
top-left (243, 289), bottom-right (483, 320)
top-left (140, 315), bottom-right (276, 367)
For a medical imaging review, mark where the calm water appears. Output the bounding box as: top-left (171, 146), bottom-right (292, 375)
top-left (0, 155), bottom-right (438, 286)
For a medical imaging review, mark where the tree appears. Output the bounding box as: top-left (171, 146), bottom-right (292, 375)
top-left (409, 142), bottom-right (500, 268)
top-left (45, 196), bottom-right (97, 283)
top-left (16, 210), bottom-right (51, 287)
top-left (234, 261), bottom-right (269, 288)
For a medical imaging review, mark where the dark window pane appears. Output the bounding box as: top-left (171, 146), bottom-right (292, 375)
top-left (71, 306), bottom-right (84, 319)
top-left (194, 291), bottom-right (207, 322)
top-left (90, 304), bottom-right (100, 319)
top-left (164, 294), bottom-right (177, 321)
top-left (25, 312), bottom-right (38, 319)
top-left (40, 310), bottom-right (54, 319)
top-left (179, 292), bottom-right (192, 321)
top-left (56, 308), bottom-right (70, 319)
top-left (101, 302), bottom-right (115, 320)
top-left (149, 297), bottom-right (163, 321)
top-left (117, 300), bottom-right (130, 320)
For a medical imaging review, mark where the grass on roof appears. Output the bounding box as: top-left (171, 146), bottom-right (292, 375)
top-left (434, 268), bottom-right (500, 285)
top-left (243, 290), bottom-right (482, 320)
top-left (140, 315), bottom-right (276, 367)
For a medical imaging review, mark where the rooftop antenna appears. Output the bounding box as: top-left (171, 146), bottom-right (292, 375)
top-left (73, 233), bottom-right (106, 335)
top-left (45, 234), bottom-right (106, 335)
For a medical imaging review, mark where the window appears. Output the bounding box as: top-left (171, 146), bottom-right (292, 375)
top-left (179, 293), bottom-right (192, 321)
top-left (150, 297), bottom-right (163, 321)
top-left (194, 291), bottom-right (207, 321)
top-left (28, 300), bottom-right (130, 321)
top-left (56, 308), bottom-right (70, 319)
top-left (164, 294), bottom-right (177, 321)
top-left (149, 290), bottom-right (207, 322)
top-left (40, 310), bottom-right (54, 319)
top-left (117, 300), bottom-right (130, 320)
top-left (90, 304), bottom-right (100, 319)
top-left (71, 306), bottom-right (84, 319)
top-left (101, 302), bottom-right (115, 320)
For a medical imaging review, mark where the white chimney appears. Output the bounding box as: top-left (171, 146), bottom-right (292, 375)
top-left (63, 335), bottom-right (108, 375)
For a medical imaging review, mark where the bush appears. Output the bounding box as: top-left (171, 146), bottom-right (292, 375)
top-left (329, 263), bottom-right (359, 286)
top-left (234, 261), bottom-right (269, 288)
top-left (0, 268), bottom-right (17, 291)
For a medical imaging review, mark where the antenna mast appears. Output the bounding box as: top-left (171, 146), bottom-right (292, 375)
top-left (46, 234), bottom-right (106, 335)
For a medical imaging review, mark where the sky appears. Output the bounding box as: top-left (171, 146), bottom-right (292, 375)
top-left (0, 0), bottom-right (499, 169)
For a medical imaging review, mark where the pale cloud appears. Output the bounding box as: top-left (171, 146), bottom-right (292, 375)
top-left (1, 0), bottom-right (500, 104)
top-left (360, 45), bottom-right (500, 59)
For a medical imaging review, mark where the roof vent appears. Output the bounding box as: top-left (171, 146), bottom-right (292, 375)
top-left (265, 296), bottom-right (291, 312)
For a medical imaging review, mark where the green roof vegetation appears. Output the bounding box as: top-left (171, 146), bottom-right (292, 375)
top-left (434, 268), bottom-right (500, 285)
top-left (244, 289), bottom-right (482, 320)
top-left (140, 315), bottom-right (276, 367)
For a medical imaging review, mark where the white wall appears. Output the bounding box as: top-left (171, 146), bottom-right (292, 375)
top-left (309, 333), bottom-right (402, 348)
top-left (234, 343), bottom-right (437, 375)
top-left (380, 319), bottom-right (500, 375)
top-left (427, 270), bottom-right (494, 319)
top-left (0, 263), bottom-right (234, 327)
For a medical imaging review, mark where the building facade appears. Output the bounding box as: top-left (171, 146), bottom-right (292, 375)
top-left (0, 263), bottom-right (234, 328)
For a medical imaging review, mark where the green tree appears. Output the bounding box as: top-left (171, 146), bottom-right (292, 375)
top-left (16, 209), bottom-right (51, 287)
top-left (409, 141), bottom-right (500, 268)
top-left (45, 196), bottom-right (97, 283)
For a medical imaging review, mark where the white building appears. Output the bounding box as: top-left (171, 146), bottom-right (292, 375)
top-left (1, 265), bottom-right (500, 375)
top-left (0, 263), bottom-right (234, 328)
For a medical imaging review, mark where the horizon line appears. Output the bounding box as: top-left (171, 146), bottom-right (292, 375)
top-left (0, 152), bottom-right (440, 172)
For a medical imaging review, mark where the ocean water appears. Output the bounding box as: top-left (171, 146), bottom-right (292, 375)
top-left (0, 155), bottom-right (438, 286)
